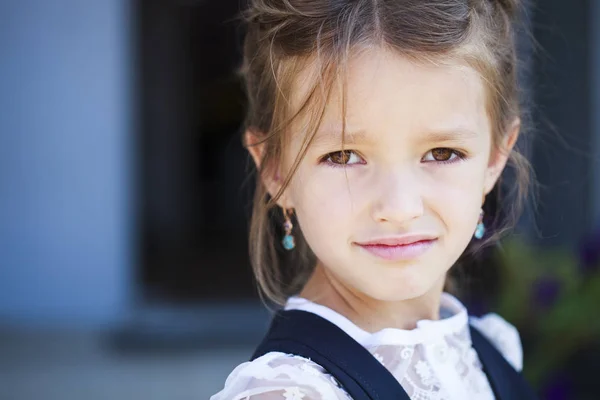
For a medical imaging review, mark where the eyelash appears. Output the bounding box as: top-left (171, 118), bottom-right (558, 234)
top-left (320, 148), bottom-right (468, 168)
top-left (424, 148), bottom-right (468, 164)
top-left (320, 150), bottom-right (365, 168)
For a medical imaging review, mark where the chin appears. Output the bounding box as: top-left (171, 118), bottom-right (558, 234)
top-left (362, 277), bottom-right (435, 303)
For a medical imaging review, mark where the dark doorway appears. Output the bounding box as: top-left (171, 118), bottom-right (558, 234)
top-left (137, 0), bottom-right (255, 302)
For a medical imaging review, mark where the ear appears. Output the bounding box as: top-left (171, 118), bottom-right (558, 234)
top-left (483, 118), bottom-right (521, 195)
top-left (245, 129), bottom-right (293, 208)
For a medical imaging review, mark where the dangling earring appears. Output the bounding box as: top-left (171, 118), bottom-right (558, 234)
top-left (282, 208), bottom-right (295, 250)
top-left (474, 209), bottom-right (485, 239)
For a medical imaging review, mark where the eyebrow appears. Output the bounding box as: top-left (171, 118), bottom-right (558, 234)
top-left (419, 128), bottom-right (480, 143)
top-left (310, 126), bottom-right (480, 147)
top-left (311, 129), bottom-right (369, 147)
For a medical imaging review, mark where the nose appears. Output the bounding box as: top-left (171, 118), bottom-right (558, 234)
top-left (370, 167), bottom-right (424, 224)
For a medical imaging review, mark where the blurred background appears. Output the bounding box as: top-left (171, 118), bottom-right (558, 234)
top-left (0, 0), bottom-right (599, 399)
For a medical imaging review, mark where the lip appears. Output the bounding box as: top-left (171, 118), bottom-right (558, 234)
top-left (354, 234), bottom-right (438, 261)
top-left (357, 234), bottom-right (438, 246)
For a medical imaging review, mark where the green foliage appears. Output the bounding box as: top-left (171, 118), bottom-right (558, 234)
top-left (491, 237), bottom-right (600, 387)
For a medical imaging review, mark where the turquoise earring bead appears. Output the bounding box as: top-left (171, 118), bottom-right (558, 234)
top-left (282, 234), bottom-right (296, 250)
top-left (474, 209), bottom-right (485, 239)
top-left (282, 212), bottom-right (295, 250)
top-left (474, 221), bottom-right (485, 239)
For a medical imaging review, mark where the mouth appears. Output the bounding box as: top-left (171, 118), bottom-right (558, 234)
top-left (354, 235), bottom-right (437, 261)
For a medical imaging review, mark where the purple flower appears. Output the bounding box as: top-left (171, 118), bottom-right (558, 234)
top-left (533, 276), bottom-right (561, 309)
top-left (541, 371), bottom-right (572, 400)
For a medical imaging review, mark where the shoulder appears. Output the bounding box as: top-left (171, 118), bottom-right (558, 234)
top-left (210, 351), bottom-right (349, 400)
top-left (469, 312), bottom-right (523, 372)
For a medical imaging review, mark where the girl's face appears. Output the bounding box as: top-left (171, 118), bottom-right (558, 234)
top-left (254, 48), bottom-right (518, 303)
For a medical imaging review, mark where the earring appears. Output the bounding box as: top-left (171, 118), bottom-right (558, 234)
top-left (282, 208), bottom-right (295, 250)
top-left (474, 209), bottom-right (485, 240)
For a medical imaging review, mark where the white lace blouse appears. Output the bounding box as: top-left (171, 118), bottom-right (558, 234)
top-left (211, 293), bottom-right (522, 400)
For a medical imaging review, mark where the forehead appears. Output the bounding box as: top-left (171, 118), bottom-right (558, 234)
top-left (288, 47), bottom-right (490, 143)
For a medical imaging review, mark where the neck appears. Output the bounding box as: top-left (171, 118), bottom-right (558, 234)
top-left (299, 263), bottom-right (447, 332)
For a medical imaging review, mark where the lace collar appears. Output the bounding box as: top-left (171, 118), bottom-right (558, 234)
top-left (284, 292), bottom-right (469, 347)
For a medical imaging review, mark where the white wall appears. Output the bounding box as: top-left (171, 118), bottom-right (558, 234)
top-left (0, 0), bottom-right (133, 328)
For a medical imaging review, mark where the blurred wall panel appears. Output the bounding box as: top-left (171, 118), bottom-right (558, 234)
top-left (531, 0), bottom-right (596, 246)
top-left (0, 0), bottom-right (134, 328)
top-left (592, 1), bottom-right (600, 224)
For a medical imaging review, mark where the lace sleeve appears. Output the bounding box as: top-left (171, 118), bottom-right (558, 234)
top-left (210, 352), bottom-right (351, 400)
top-left (469, 313), bottom-right (523, 372)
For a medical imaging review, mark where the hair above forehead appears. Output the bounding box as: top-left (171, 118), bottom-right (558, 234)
top-left (243, 0), bottom-right (522, 136)
top-left (243, 0), bottom-right (522, 50)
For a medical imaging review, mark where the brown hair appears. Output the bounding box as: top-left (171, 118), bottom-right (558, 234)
top-left (241, 0), bottom-right (533, 305)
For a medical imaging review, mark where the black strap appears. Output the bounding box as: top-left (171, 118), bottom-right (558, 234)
top-left (252, 309), bottom-right (538, 400)
top-left (470, 325), bottom-right (538, 400)
top-left (252, 310), bottom-right (409, 400)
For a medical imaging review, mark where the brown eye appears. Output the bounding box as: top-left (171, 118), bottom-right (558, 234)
top-left (422, 148), bottom-right (465, 163)
top-left (423, 147), bottom-right (463, 163)
top-left (325, 150), bottom-right (362, 165)
top-left (431, 148), bottom-right (453, 161)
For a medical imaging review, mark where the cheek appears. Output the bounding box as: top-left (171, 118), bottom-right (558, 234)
top-left (290, 171), bottom-right (357, 240)
top-left (425, 159), bottom-right (488, 235)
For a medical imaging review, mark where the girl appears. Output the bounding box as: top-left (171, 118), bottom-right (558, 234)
top-left (213, 0), bottom-right (536, 398)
